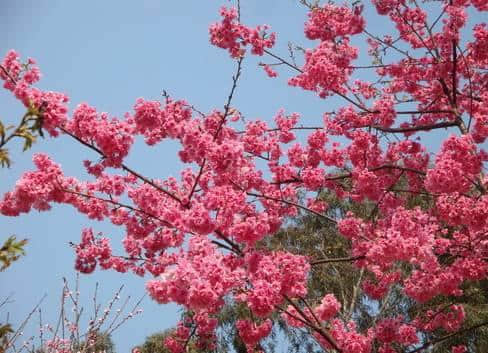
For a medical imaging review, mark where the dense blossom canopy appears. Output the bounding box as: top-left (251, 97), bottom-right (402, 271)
top-left (1, 0), bottom-right (488, 352)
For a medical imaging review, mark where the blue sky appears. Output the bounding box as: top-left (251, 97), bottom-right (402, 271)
top-left (1, 1), bottom-right (485, 352)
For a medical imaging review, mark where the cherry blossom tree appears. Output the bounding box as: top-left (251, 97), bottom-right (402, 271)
top-left (1, 0), bottom-right (488, 352)
top-left (213, 190), bottom-right (487, 352)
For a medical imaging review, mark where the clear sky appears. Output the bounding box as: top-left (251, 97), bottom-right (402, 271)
top-left (0, 1), bottom-right (485, 353)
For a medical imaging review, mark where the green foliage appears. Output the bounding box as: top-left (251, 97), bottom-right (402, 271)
top-left (214, 301), bottom-right (250, 353)
top-left (0, 236), bottom-right (27, 271)
top-left (0, 149), bottom-right (10, 168)
top-left (134, 329), bottom-right (200, 353)
top-left (136, 331), bottom-right (169, 353)
top-left (0, 324), bottom-right (13, 353)
top-left (0, 109), bottom-right (43, 169)
top-left (74, 332), bottom-right (115, 353)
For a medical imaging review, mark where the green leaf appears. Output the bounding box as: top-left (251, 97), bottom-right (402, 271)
top-left (0, 236), bottom-right (28, 271)
top-left (0, 121), bottom-right (5, 140)
top-left (30, 116), bottom-right (44, 137)
top-left (22, 136), bottom-right (33, 151)
top-left (0, 324), bottom-right (13, 338)
top-left (0, 149), bottom-right (10, 168)
top-left (0, 323), bottom-right (13, 353)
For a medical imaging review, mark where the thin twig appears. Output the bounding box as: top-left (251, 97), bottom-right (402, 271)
top-left (7, 295), bottom-right (47, 349)
top-left (0, 64), bottom-right (18, 85)
top-left (310, 256), bottom-right (365, 266)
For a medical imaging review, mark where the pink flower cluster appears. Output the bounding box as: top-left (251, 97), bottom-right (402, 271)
top-left (163, 314), bottom-right (218, 353)
top-left (1, 50), bottom-right (68, 136)
top-left (146, 236), bottom-right (243, 312)
top-left (43, 338), bottom-right (72, 353)
top-left (315, 294), bottom-right (341, 321)
top-left (318, 320), bottom-right (372, 353)
top-left (131, 98), bottom-right (192, 145)
top-left (374, 317), bottom-right (418, 346)
top-left (288, 39), bottom-right (358, 97)
top-left (414, 305), bottom-right (466, 333)
top-left (209, 6), bottom-right (275, 58)
top-left (262, 64), bottom-right (278, 78)
top-left (75, 228), bottom-right (112, 273)
top-left (425, 135), bottom-right (481, 194)
top-left (304, 4), bottom-right (365, 41)
top-left (66, 103), bottom-right (134, 168)
top-left (0, 153), bottom-right (66, 215)
top-left (236, 319), bottom-right (272, 352)
top-left (241, 251), bottom-right (310, 317)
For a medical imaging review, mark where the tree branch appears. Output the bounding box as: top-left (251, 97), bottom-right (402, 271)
top-left (310, 256), bottom-right (365, 266)
top-left (407, 320), bottom-right (488, 353)
top-left (246, 192), bottom-right (337, 224)
top-left (283, 295), bottom-right (342, 352)
top-left (59, 126), bottom-right (183, 204)
top-left (367, 121), bottom-right (457, 134)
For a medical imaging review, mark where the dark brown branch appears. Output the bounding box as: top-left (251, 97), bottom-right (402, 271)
top-left (348, 60), bottom-right (451, 70)
top-left (247, 192), bottom-right (337, 224)
top-left (395, 110), bottom-right (453, 115)
top-left (326, 164), bottom-right (425, 181)
top-left (0, 64), bottom-right (18, 85)
top-left (396, 7), bottom-right (438, 60)
top-left (369, 164), bottom-right (426, 176)
top-left (59, 126), bottom-right (182, 204)
top-left (211, 240), bottom-right (237, 253)
top-left (61, 188), bottom-right (175, 228)
top-left (187, 160), bottom-right (205, 206)
top-left (283, 295), bottom-right (342, 352)
top-left (182, 325), bottom-right (197, 352)
top-left (273, 164), bottom-right (425, 187)
top-left (363, 29), bottom-right (412, 58)
top-left (188, 58), bottom-right (244, 204)
top-left (452, 41), bottom-right (458, 107)
top-left (215, 230), bottom-right (242, 256)
top-left (270, 178), bottom-right (302, 185)
top-left (120, 163), bottom-right (182, 204)
top-left (428, 6), bottom-right (447, 32)
top-left (438, 78), bottom-right (454, 107)
top-left (64, 191), bottom-right (242, 254)
top-left (457, 90), bottom-right (482, 103)
top-left (299, 296), bottom-right (323, 327)
top-left (264, 49), bottom-right (302, 73)
top-left (390, 188), bottom-right (436, 196)
top-left (450, 0), bottom-right (458, 108)
top-left (216, 57), bottom-right (244, 138)
top-left (310, 256), bottom-right (365, 266)
top-left (263, 49), bottom-right (372, 113)
top-left (368, 121), bottom-right (457, 134)
top-left (407, 320), bottom-right (488, 353)
top-left (239, 117), bottom-right (455, 137)
top-left (245, 151), bottom-right (270, 161)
